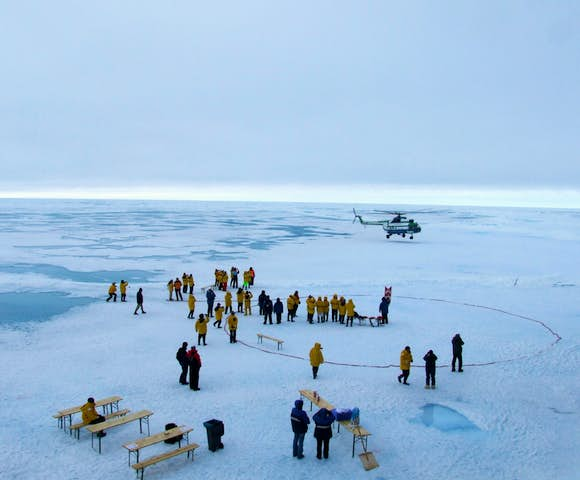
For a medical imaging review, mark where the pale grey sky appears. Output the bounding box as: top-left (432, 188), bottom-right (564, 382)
top-left (1, 1), bottom-right (579, 200)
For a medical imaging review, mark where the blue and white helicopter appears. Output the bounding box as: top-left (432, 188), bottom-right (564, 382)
top-left (353, 209), bottom-right (422, 239)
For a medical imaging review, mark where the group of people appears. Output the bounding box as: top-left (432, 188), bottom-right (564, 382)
top-left (106, 281), bottom-right (145, 315)
top-left (167, 273), bottom-right (195, 301)
top-left (397, 334), bottom-right (465, 388)
top-left (176, 342), bottom-right (202, 390)
top-left (291, 400), bottom-right (335, 460)
top-left (213, 266), bottom-right (254, 291)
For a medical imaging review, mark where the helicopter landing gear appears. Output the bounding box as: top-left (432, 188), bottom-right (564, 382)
top-left (386, 234), bottom-right (391, 239)
top-left (410, 235), bottom-right (414, 239)
top-left (402, 233), bottom-right (406, 238)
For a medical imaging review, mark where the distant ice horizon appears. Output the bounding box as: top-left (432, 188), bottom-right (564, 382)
top-left (1, 183), bottom-right (579, 209)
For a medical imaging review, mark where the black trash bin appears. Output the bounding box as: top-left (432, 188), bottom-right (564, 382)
top-left (203, 419), bottom-right (224, 452)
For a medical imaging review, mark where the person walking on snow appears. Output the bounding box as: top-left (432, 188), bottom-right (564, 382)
top-left (106, 282), bottom-right (117, 302)
top-left (291, 399), bottom-right (310, 459)
top-left (423, 349), bottom-right (438, 389)
top-left (213, 303), bottom-right (224, 328)
top-left (134, 288), bottom-right (146, 314)
top-left (398, 346), bottom-right (413, 384)
top-left (309, 342), bottom-right (324, 379)
top-left (187, 293), bottom-right (196, 319)
top-left (452, 333), bottom-right (464, 372)
top-left (176, 341), bottom-right (189, 385)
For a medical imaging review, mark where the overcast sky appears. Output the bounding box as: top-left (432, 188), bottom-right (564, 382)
top-left (1, 1), bottom-right (579, 203)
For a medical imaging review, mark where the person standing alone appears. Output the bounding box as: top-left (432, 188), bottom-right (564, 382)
top-left (452, 333), bottom-right (464, 372)
top-left (398, 346), bottom-right (413, 384)
top-left (309, 343), bottom-right (324, 379)
top-left (423, 349), bottom-right (438, 389)
top-left (134, 288), bottom-right (146, 315)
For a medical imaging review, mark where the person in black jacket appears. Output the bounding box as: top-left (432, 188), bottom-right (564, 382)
top-left (290, 399), bottom-right (310, 459)
top-left (273, 298), bottom-right (284, 324)
top-left (206, 288), bottom-right (216, 317)
top-left (258, 290), bottom-right (267, 316)
top-left (176, 342), bottom-right (189, 385)
top-left (313, 407), bottom-right (334, 460)
top-left (134, 288), bottom-right (146, 314)
top-left (423, 349), bottom-right (438, 389)
top-left (452, 333), bottom-right (464, 372)
top-left (379, 296), bottom-right (390, 324)
top-left (263, 295), bottom-right (273, 325)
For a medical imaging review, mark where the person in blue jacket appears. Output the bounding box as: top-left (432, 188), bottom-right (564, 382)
top-left (273, 298), bottom-right (284, 324)
top-left (206, 288), bottom-right (216, 317)
top-left (379, 296), bottom-right (391, 324)
top-left (313, 407), bottom-right (334, 460)
top-left (290, 399), bottom-right (310, 459)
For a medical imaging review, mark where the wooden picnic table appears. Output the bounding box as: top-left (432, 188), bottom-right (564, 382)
top-left (299, 389), bottom-right (372, 458)
top-left (53, 395), bottom-right (123, 430)
top-left (122, 425), bottom-right (193, 465)
top-left (86, 409), bottom-right (153, 454)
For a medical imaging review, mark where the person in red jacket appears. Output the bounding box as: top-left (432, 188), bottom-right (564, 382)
top-left (187, 346), bottom-right (202, 391)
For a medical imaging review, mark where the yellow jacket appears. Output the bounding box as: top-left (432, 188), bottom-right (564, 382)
top-left (244, 292), bottom-right (253, 305)
top-left (316, 297), bottom-right (324, 313)
top-left (306, 296), bottom-right (316, 314)
top-left (215, 305), bottom-right (224, 320)
top-left (81, 401), bottom-right (99, 424)
top-left (400, 349), bottom-right (413, 370)
top-left (195, 317), bottom-right (208, 334)
top-left (309, 343), bottom-right (324, 367)
top-left (330, 295), bottom-right (339, 310)
top-left (346, 299), bottom-right (355, 316)
top-left (227, 314), bottom-right (238, 330)
top-left (236, 290), bottom-right (245, 303)
top-left (119, 281), bottom-right (128, 294)
top-left (108, 284), bottom-right (116, 294)
top-left (224, 292), bottom-right (232, 307)
top-left (287, 295), bottom-right (295, 310)
top-left (338, 299), bottom-right (347, 315)
top-left (322, 297), bottom-right (329, 313)
top-left (188, 295), bottom-right (196, 310)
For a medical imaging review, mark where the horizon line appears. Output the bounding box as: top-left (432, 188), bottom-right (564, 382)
top-left (1, 184), bottom-right (579, 209)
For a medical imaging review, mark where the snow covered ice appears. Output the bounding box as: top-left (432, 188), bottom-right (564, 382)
top-left (0, 199), bottom-right (578, 480)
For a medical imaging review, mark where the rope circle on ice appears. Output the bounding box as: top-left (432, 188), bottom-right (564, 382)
top-left (222, 295), bottom-right (562, 368)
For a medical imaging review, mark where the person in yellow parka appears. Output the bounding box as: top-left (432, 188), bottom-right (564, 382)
top-left (309, 342), bottom-right (324, 379)
top-left (81, 397), bottom-right (106, 437)
top-left (106, 282), bottom-right (117, 302)
top-left (224, 291), bottom-right (233, 314)
top-left (236, 288), bottom-right (244, 313)
top-left (187, 293), bottom-right (196, 319)
top-left (316, 296), bottom-right (324, 323)
top-left (337, 297), bottom-right (346, 324)
top-left (286, 294), bottom-right (296, 321)
top-left (244, 290), bottom-right (253, 315)
top-left (398, 346), bottom-right (413, 385)
top-left (227, 312), bottom-right (238, 343)
top-left (322, 296), bottom-right (329, 322)
top-left (119, 280), bottom-right (128, 302)
top-left (330, 294), bottom-right (339, 322)
top-left (306, 295), bottom-right (316, 324)
top-left (187, 274), bottom-right (195, 294)
top-left (195, 314), bottom-right (208, 346)
top-left (345, 299), bottom-right (355, 327)
top-left (213, 303), bottom-right (225, 328)
top-left (167, 279), bottom-right (174, 301)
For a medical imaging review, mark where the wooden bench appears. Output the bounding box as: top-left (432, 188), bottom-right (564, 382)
top-left (70, 408), bottom-right (130, 439)
top-left (131, 443), bottom-right (199, 480)
top-left (257, 333), bottom-right (284, 350)
top-left (53, 395), bottom-right (123, 430)
top-left (123, 425), bottom-right (193, 465)
top-left (86, 409), bottom-right (153, 454)
top-left (299, 389), bottom-right (377, 467)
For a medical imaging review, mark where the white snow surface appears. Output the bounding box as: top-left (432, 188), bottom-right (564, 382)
top-left (0, 199), bottom-right (579, 480)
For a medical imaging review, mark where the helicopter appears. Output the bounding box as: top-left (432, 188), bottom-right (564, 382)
top-left (352, 208), bottom-right (422, 239)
